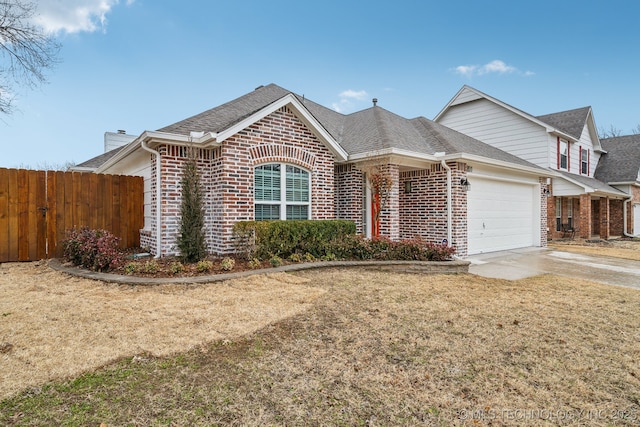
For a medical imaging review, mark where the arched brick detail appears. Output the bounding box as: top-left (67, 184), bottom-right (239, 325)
top-left (250, 144), bottom-right (316, 170)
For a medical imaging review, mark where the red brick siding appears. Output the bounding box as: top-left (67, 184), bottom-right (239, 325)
top-left (377, 163), bottom-right (400, 240)
top-left (335, 164), bottom-right (364, 234)
top-left (151, 106), bottom-right (337, 256)
top-left (610, 199), bottom-right (624, 236)
top-left (399, 162), bottom-right (468, 256)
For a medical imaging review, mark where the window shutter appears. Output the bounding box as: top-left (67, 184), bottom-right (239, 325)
top-left (557, 137), bottom-right (560, 169)
top-left (579, 146), bottom-right (582, 175)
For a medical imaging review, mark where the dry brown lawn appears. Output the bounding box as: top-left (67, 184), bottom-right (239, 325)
top-left (1, 241), bottom-right (640, 425)
top-left (549, 238), bottom-right (640, 261)
top-left (0, 261), bottom-right (325, 400)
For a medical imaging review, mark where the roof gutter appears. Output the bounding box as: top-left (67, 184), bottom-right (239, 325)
top-left (96, 130), bottom-right (218, 173)
top-left (435, 154), bottom-right (453, 248)
top-left (140, 140), bottom-right (162, 258)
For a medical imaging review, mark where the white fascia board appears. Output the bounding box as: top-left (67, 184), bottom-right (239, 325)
top-left (456, 153), bottom-right (552, 177)
top-left (549, 129), bottom-right (578, 143)
top-left (96, 130), bottom-right (218, 173)
top-left (348, 148), bottom-right (550, 178)
top-left (554, 175), bottom-right (626, 198)
top-left (348, 148), bottom-right (440, 164)
top-left (215, 94), bottom-right (348, 161)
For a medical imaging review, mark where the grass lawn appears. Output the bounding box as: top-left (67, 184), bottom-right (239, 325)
top-left (2, 265), bottom-right (640, 426)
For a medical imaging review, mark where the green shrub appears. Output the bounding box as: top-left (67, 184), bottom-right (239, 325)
top-left (220, 257), bottom-right (236, 271)
top-left (124, 262), bottom-right (138, 275)
top-left (269, 255), bottom-right (283, 267)
top-left (288, 253), bottom-right (302, 263)
top-left (62, 227), bottom-right (123, 272)
top-left (248, 258), bottom-right (262, 269)
top-left (170, 261), bottom-right (185, 275)
top-left (196, 259), bottom-right (214, 273)
top-left (177, 153), bottom-right (207, 263)
top-left (233, 220), bottom-right (356, 259)
top-left (141, 259), bottom-right (159, 274)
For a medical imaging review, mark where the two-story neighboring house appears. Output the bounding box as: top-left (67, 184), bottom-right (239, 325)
top-left (595, 134), bottom-right (640, 237)
top-left (435, 85), bottom-right (631, 240)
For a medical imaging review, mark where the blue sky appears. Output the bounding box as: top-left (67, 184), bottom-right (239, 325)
top-left (1, 0), bottom-right (639, 168)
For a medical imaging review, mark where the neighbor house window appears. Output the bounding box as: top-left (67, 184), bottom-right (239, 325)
top-left (255, 163), bottom-right (310, 221)
top-left (559, 140), bottom-right (568, 170)
top-left (567, 198), bottom-right (573, 228)
top-left (555, 197), bottom-right (562, 231)
top-left (581, 148), bottom-right (589, 175)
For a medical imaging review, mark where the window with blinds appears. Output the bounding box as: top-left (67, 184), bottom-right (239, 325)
top-left (255, 163), bottom-right (310, 221)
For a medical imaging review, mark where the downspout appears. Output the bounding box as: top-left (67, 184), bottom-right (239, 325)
top-left (141, 140), bottom-right (162, 258)
top-left (623, 196), bottom-right (635, 237)
top-left (440, 160), bottom-right (453, 247)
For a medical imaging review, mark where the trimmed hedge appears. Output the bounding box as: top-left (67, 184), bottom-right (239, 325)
top-left (233, 220), bottom-right (356, 259)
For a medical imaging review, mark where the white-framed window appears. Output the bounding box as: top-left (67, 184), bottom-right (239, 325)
top-left (254, 163), bottom-right (310, 221)
top-left (567, 198), bottom-right (573, 228)
top-left (581, 148), bottom-right (589, 175)
top-left (555, 197), bottom-right (562, 231)
top-left (559, 140), bottom-right (568, 170)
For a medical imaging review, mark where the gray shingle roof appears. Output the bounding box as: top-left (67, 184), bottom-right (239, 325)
top-left (556, 170), bottom-right (627, 196)
top-left (595, 134), bottom-right (640, 183)
top-left (536, 107), bottom-right (591, 140)
top-left (74, 145), bottom-right (126, 169)
top-left (82, 83), bottom-right (545, 173)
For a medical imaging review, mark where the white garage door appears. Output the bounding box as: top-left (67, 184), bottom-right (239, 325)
top-left (634, 204), bottom-right (640, 236)
top-left (467, 177), bottom-right (537, 255)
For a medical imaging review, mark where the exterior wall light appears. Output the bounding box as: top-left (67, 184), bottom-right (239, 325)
top-left (460, 177), bottom-right (470, 191)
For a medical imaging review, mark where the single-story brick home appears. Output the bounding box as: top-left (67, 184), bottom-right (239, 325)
top-left (75, 84), bottom-right (553, 257)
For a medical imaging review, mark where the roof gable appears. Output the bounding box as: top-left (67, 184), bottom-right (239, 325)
top-left (435, 85), bottom-right (576, 141)
top-left (158, 84), bottom-right (348, 161)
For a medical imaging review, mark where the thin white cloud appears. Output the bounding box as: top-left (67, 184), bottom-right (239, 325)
top-left (33, 0), bottom-right (135, 34)
top-left (339, 89), bottom-right (368, 100)
top-left (332, 89), bottom-right (369, 113)
top-left (453, 60), bottom-right (533, 78)
top-left (478, 60), bottom-right (515, 75)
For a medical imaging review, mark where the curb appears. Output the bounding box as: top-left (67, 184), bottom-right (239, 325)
top-left (48, 259), bottom-right (471, 285)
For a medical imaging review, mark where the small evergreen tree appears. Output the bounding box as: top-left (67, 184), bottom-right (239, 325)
top-left (177, 148), bottom-right (207, 262)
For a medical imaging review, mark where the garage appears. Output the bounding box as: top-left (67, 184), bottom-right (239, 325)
top-left (634, 204), bottom-right (640, 236)
top-left (467, 176), bottom-right (539, 255)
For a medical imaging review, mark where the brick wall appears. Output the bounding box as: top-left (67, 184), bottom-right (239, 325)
top-left (399, 162), bottom-right (468, 256)
top-left (377, 163), bottom-right (400, 240)
top-left (335, 163), bottom-right (364, 234)
top-left (151, 106), bottom-right (338, 256)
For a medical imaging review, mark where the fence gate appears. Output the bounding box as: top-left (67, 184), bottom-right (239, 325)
top-left (0, 168), bottom-right (144, 263)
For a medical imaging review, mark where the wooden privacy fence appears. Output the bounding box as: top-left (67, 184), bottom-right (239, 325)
top-left (0, 168), bottom-right (144, 262)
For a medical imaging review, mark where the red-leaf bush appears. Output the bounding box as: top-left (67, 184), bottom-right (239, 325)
top-left (62, 227), bottom-right (124, 272)
top-left (326, 235), bottom-right (456, 261)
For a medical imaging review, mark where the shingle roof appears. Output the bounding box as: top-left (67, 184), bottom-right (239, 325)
top-left (595, 134), bottom-right (640, 183)
top-left (74, 145), bottom-right (126, 170)
top-left (82, 83), bottom-right (545, 173)
top-left (536, 107), bottom-right (591, 140)
top-left (556, 170), bottom-right (627, 196)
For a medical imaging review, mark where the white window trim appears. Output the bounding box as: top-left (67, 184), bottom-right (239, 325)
top-left (581, 148), bottom-right (589, 175)
top-left (254, 163), bottom-right (312, 220)
top-left (559, 140), bottom-right (569, 171)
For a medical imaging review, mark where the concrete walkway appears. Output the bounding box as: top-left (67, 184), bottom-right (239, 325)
top-left (468, 247), bottom-right (640, 289)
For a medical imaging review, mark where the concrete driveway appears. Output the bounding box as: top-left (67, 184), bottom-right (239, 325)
top-left (467, 247), bottom-right (640, 289)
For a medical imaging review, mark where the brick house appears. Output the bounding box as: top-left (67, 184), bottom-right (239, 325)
top-left (595, 134), bottom-right (640, 237)
top-left (435, 85), bottom-right (636, 241)
top-left (76, 84), bottom-right (551, 257)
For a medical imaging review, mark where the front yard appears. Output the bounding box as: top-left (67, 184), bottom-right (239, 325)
top-left (2, 246), bottom-right (640, 426)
